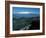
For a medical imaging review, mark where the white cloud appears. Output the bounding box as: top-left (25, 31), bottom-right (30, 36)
top-left (16, 12), bottom-right (32, 14)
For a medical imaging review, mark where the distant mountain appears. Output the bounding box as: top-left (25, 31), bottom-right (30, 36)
top-left (13, 15), bottom-right (40, 22)
top-left (13, 14), bottom-right (40, 19)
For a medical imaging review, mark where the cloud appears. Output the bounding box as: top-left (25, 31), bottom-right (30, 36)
top-left (16, 12), bottom-right (32, 14)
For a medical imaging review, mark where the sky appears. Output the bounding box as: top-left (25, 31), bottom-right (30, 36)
top-left (12, 7), bottom-right (40, 18)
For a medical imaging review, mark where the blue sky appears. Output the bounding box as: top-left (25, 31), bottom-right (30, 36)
top-left (12, 7), bottom-right (40, 18)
